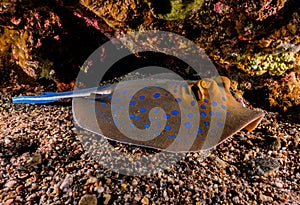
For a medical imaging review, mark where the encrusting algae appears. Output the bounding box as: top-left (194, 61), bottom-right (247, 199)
top-left (235, 52), bottom-right (297, 76)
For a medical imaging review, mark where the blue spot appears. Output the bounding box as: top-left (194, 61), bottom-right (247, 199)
top-left (115, 123), bottom-right (120, 127)
top-left (211, 129), bottom-right (216, 133)
top-left (135, 117), bottom-right (140, 121)
top-left (200, 112), bottom-right (206, 117)
top-left (217, 122), bottom-right (223, 127)
top-left (201, 104), bottom-right (206, 109)
top-left (222, 96), bottom-right (226, 101)
top-left (177, 137), bottom-right (182, 141)
top-left (204, 99), bottom-right (209, 103)
top-left (165, 93), bottom-right (169, 96)
top-left (108, 95), bottom-right (112, 99)
top-left (171, 110), bottom-right (179, 115)
top-left (157, 122), bottom-right (161, 129)
top-left (115, 91), bottom-right (120, 95)
top-left (123, 90), bottom-right (128, 94)
top-left (149, 118), bottom-right (153, 122)
top-left (165, 125), bottom-right (171, 130)
top-left (191, 100), bottom-right (196, 106)
top-left (113, 118), bottom-right (118, 122)
top-left (129, 95), bottom-right (134, 99)
top-left (130, 123), bottom-right (135, 127)
top-left (129, 114), bottom-right (135, 119)
top-left (140, 108), bottom-right (146, 113)
top-left (164, 114), bottom-right (170, 119)
top-left (139, 95), bottom-right (145, 100)
top-left (101, 102), bottom-right (106, 106)
top-left (167, 135), bottom-right (176, 139)
top-left (143, 86), bottom-right (147, 88)
top-left (171, 82), bottom-right (175, 85)
top-left (129, 101), bottom-right (136, 105)
top-left (197, 128), bottom-right (202, 133)
top-left (155, 131), bottom-right (160, 135)
top-left (115, 97), bottom-right (120, 102)
top-left (212, 102), bottom-right (217, 106)
top-left (188, 113), bottom-right (193, 118)
top-left (175, 98), bottom-right (182, 102)
top-left (182, 83), bottom-right (188, 87)
top-left (119, 105), bottom-right (124, 109)
top-left (174, 89), bottom-right (178, 93)
top-left (209, 111), bottom-right (214, 116)
top-left (221, 105), bottom-right (226, 110)
top-left (204, 122), bottom-right (209, 126)
top-left (185, 141), bottom-right (189, 144)
top-left (144, 124), bottom-right (150, 129)
top-left (153, 93), bottom-right (160, 98)
top-left (216, 112), bottom-right (221, 116)
top-left (185, 122), bottom-right (192, 129)
top-left (94, 109), bottom-right (98, 113)
top-left (105, 116), bottom-right (110, 119)
top-left (176, 81), bottom-right (181, 85)
top-left (227, 111), bottom-right (230, 115)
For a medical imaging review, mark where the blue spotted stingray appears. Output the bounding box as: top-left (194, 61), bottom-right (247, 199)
top-left (12, 76), bottom-right (264, 152)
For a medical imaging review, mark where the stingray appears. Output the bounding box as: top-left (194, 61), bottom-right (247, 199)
top-left (12, 76), bottom-right (264, 152)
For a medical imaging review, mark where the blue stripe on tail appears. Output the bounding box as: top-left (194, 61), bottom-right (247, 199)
top-left (12, 96), bottom-right (58, 104)
top-left (12, 84), bottom-right (113, 104)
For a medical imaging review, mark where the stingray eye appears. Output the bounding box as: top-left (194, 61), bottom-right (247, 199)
top-left (214, 76), bottom-right (231, 91)
top-left (200, 79), bottom-right (212, 89)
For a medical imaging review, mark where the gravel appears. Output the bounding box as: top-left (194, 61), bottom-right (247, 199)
top-left (0, 83), bottom-right (299, 204)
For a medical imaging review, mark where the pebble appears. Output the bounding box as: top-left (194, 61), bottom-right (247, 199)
top-left (141, 196), bottom-right (149, 205)
top-left (260, 194), bottom-right (273, 202)
top-left (4, 198), bottom-right (14, 205)
top-left (60, 174), bottom-right (73, 190)
top-left (78, 194), bottom-right (97, 205)
top-left (103, 194), bottom-right (111, 205)
top-left (274, 182), bottom-right (283, 188)
top-left (4, 180), bottom-right (17, 189)
top-left (94, 186), bottom-right (104, 194)
top-left (132, 178), bottom-right (138, 186)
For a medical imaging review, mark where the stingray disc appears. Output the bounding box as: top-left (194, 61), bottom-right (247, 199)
top-left (73, 76), bottom-right (264, 152)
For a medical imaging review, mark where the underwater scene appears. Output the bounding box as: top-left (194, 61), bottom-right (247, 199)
top-left (0, 0), bottom-right (299, 204)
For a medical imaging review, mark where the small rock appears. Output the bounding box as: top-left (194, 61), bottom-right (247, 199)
top-left (105, 178), bottom-right (111, 185)
top-left (121, 183), bottom-right (127, 189)
top-left (141, 196), bottom-right (149, 205)
top-left (134, 194), bottom-right (142, 202)
top-left (4, 198), bottom-right (14, 205)
top-left (260, 194), bottom-right (273, 202)
top-left (132, 178), bottom-right (138, 186)
top-left (78, 194), bottom-right (97, 205)
top-left (103, 194), bottom-right (111, 205)
top-left (5, 180), bottom-right (17, 189)
top-left (86, 176), bottom-right (98, 185)
top-left (274, 182), bottom-right (283, 188)
top-left (60, 174), bottom-right (73, 190)
top-left (94, 186), bottom-right (104, 194)
top-left (232, 196), bottom-right (240, 203)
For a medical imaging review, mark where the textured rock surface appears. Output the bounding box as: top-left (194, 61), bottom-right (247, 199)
top-left (1, 0), bottom-right (299, 117)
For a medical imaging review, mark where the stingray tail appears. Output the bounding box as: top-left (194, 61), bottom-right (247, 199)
top-left (12, 86), bottom-right (112, 104)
